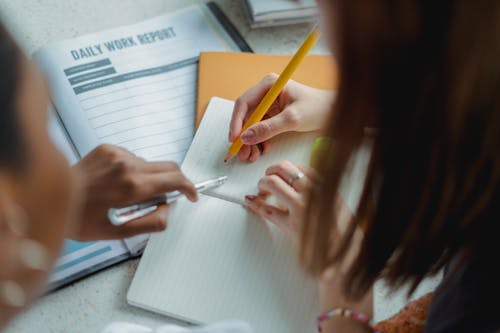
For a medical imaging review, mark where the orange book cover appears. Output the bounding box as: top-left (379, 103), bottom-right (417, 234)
top-left (196, 52), bottom-right (337, 127)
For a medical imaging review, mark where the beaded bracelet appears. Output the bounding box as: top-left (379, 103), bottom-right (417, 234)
top-left (316, 308), bottom-right (379, 332)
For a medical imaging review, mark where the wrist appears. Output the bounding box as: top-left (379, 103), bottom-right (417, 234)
top-left (318, 316), bottom-right (373, 333)
top-left (317, 268), bottom-right (374, 317)
top-left (316, 90), bottom-right (335, 124)
top-left (317, 309), bottom-right (375, 333)
top-left (299, 89), bottom-right (335, 132)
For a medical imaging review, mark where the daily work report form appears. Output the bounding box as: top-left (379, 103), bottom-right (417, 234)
top-left (36, 6), bottom-right (235, 163)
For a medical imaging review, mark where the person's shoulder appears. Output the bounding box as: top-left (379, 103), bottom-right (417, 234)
top-left (425, 254), bottom-right (500, 333)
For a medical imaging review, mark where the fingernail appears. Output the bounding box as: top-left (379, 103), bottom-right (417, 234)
top-left (241, 129), bottom-right (255, 143)
top-left (244, 195), bottom-right (257, 210)
top-left (228, 130), bottom-right (232, 142)
top-left (245, 195), bottom-right (257, 202)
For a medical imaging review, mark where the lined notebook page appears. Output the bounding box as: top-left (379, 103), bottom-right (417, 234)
top-left (183, 97), bottom-right (317, 204)
top-left (128, 195), bottom-right (318, 333)
top-left (128, 97), bottom-right (320, 332)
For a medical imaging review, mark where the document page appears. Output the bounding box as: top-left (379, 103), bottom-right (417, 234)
top-left (128, 97), bottom-right (319, 332)
top-left (35, 6), bottom-right (234, 164)
top-left (129, 195), bottom-right (318, 333)
top-left (182, 97), bottom-right (317, 204)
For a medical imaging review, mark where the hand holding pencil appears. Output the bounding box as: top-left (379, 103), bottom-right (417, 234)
top-left (228, 76), bottom-right (335, 162)
top-left (225, 27), bottom-right (322, 163)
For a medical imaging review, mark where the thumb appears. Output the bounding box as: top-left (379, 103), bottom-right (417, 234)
top-left (240, 110), bottom-right (297, 145)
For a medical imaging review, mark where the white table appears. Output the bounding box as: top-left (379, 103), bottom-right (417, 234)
top-left (0, 1), bottom-right (440, 332)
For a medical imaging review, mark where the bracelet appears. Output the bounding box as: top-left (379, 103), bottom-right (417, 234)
top-left (316, 308), bottom-right (379, 332)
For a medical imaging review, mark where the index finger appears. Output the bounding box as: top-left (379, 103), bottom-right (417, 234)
top-left (229, 73), bottom-right (278, 142)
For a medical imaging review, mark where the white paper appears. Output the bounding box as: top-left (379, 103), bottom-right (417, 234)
top-left (182, 97), bottom-right (317, 204)
top-left (129, 195), bottom-right (318, 333)
top-left (128, 97), bottom-right (319, 333)
top-left (35, 6), bottom-right (233, 162)
top-left (47, 108), bottom-right (79, 164)
top-left (185, 98), bottom-right (373, 214)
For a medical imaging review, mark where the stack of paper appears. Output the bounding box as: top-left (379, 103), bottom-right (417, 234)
top-left (243, 0), bottom-right (318, 28)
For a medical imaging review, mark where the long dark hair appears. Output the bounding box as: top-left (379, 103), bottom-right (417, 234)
top-left (0, 22), bottom-right (23, 168)
top-left (301, 0), bottom-right (500, 298)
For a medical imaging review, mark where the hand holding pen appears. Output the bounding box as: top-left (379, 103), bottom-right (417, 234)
top-left (72, 145), bottom-right (199, 241)
top-left (108, 176), bottom-right (227, 225)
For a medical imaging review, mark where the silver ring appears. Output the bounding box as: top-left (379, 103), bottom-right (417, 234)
top-left (288, 172), bottom-right (305, 187)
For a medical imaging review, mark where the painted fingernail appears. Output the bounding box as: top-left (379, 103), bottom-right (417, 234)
top-left (241, 129), bottom-right (255, 143)
top-left (245, 195), bottom-right (257, 201)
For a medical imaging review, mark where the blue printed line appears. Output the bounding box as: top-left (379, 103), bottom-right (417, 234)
top-left (69, 67), bottom-right (117, 85)
top-left (73, 57), bottom-right (198, 95)
top-left (62, 240), bottom-right (95, 255)
top-left (64, 59), bottom-right (112, 76)
top-left (55, 246), bottom-right (112, 272)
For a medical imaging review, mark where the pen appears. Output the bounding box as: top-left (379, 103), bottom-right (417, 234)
top-left (224, 26), bottom-right (321, 162)
top-left (108, 176), bottom-right (228, 225)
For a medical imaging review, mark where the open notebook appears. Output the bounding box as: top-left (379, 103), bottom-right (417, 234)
top-left (128, 97), bottom-right (319, 333)
top-left (37, 3), bottom-right (251, 291)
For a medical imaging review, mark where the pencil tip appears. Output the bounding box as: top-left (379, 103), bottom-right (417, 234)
top-left (224, 151), bottom-right (234, 163)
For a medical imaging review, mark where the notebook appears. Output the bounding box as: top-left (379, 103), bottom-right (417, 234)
top-left (128, 97), bottom-right (319, 333)
top-left (243, 0), bottom-right (318, 28)
top-left (36, 3), bottom-right (251, 291)
top-left (196, 52), bottom-right (337, 127)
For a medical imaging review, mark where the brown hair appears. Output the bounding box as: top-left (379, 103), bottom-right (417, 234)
top-left (301, 0), bottom-right (500, 298)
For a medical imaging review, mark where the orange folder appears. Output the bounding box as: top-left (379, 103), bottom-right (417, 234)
top-left (196, 52), bottom-right (338, 128)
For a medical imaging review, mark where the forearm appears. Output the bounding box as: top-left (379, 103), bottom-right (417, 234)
top-left (317, 269), bottom-right (374, 333)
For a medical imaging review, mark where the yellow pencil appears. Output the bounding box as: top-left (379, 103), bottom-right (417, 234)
top-left (224, 26), bottom-right (321, 162)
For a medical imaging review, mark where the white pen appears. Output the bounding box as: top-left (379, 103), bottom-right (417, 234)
top-left (108, 176), bottom-right (227, 226)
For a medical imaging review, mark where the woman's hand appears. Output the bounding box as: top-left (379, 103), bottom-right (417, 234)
top-left (244, 160), bottom-right (319, 243)
top-left (229, 74), bottom-right (334, 162)
top-left (246, 161), bottom-right (374, 329)
top-left (71, 145), bottom-right (198, 241)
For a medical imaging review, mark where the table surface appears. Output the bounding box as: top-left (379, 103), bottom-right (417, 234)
top-left (0, 1), bottom-right (440, 332)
